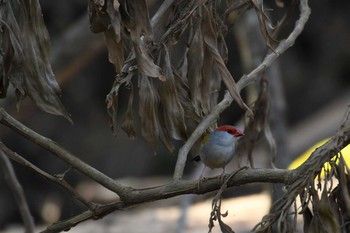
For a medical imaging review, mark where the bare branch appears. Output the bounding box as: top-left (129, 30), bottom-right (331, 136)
top-left (0, 108), bottom-right (132, 199)
top-left (0, 142), bottom-right (98, 211)
top-left (0, 149), bottom-right (35, 233)
top-left (42, 167), bottom-right (290, 233)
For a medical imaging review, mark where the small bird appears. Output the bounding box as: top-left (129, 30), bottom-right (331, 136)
top-left (193, 125), bottom-right (244, 180)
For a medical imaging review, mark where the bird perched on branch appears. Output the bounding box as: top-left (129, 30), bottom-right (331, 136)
top-left (192, 125), bottom-right (244, 180)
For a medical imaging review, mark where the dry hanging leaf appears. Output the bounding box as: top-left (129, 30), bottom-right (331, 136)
top-left (121, 82), bottom-right (136, 139)
top-left (251, 0), bottom-right (278, 51)
top-left (186, 18), bottom-right (205, 115)
top-left (138, 76), bottom-right (159, 150)
top-left (127, 0), bottom-right (165, 81)
top-left (0, 0), bottom-right (71, 122)
top-left (138, 75), bottom-right (174, 152)
top-left (104, 28), bottom-right (124, 73)
top-left (88, 0), bottom-right (110, 33)
top-left (157, 46), bottom-right (188, 141)
top-left (201, 5), bottom-right (253, 117)
top-left (238, 78), bottom-right (273, 167)
top-left (106, 0), bottom-right (121, 42)
top-left (123, 0), bottom-right (153, 41)
top-left (133, 40), bottom-right (165, 81)
top-left (106, 72), bottom-right (134, 135)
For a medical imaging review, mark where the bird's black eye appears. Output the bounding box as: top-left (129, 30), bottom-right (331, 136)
top-left (226, 129), bottom-right (233, 134)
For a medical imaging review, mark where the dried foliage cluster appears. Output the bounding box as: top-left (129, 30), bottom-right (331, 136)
top-left (91, 0), bottom-right (263, 151)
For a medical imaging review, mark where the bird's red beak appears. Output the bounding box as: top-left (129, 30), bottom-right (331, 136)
top-left (234, 129), bottom-right (244, 137)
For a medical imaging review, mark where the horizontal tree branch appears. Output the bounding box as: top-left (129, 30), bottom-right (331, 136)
top-left (42, 167), bottom-right (290, 233)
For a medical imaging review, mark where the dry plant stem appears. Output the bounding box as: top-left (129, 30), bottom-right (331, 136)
top-left (0, 142), bottom-right (98, 211)
top-left (0, 149), bottom-right (35, 233)
top-left (173, 0), bottom-right (311, 179)
top-left (0, 108), bottom-right (132, 199)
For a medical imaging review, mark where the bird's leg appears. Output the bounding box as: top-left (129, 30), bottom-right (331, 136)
top-left (219, 167), bottom-right (226, 184)
top-left (197, 166), bottom-right (207, 190)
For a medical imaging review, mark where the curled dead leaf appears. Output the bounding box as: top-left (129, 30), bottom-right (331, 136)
top-left (1, 0), bottom-right (72, 122)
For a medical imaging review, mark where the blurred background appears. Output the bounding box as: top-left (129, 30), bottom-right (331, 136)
top-left (1, 0), bottom-right (350, 231)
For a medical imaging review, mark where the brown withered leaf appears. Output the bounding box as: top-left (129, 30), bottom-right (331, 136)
top-left (161, 0), bottom-right (204, 45)
top-left (201, 43), bottom-right (220, 115)
top-left (238, 78), bottom-right (277, 167)
top-left (124, 0), bottom-right (165, 81)
top-left (201, 5), bottom-right (253, 117)
top-left (123, 0), bottom-right (153, 41)
top-left (0, 16), bottom-right (23, 98)
top-left (106, 0), bottom-right (121, 41)
top-left (133, 39), bottom-right (165, 81)
top-left (104, 28), bottom-right (124, 73)
top-left (121, 82), bottom-right (136, 139)
top-left (89, 0), bottom-right (124, 73)
top-left (138, 75), bottom-right (173, 152)
top-left (1, 0), bottom-right (71, 122)
top-left (251, 0), bottom-right (278, 51)
top-left (186, 18), bottom-right (204, 116)
top-left (175, 74), bottom-right (201, 127)
top-left (157, 46), bottom-right (188, 141)
top-left (217, 33), bottom-right (228, 64)
top-left (106, 92), bottom-right (119, 136)
top-left (88, 0), bottom-right (110, 33)
top-left (106, 71), bottom-right (134, 135)
top-left (209, 192), bottom-right (235, 233)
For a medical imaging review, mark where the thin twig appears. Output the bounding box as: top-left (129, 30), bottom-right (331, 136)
top-left (172, 0), bottom-right (311, 179)
top-left (0, 142), bottom-right (99, 211)
top-left (0, 149), bottom-right (35, 233)
top-left (41, 167), bottom-right (290, 233)
top-left (0, 108), bottom-right (132, 199)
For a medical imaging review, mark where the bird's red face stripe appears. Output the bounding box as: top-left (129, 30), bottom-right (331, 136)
top-left (216, 125), bottom-right (244, 137)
